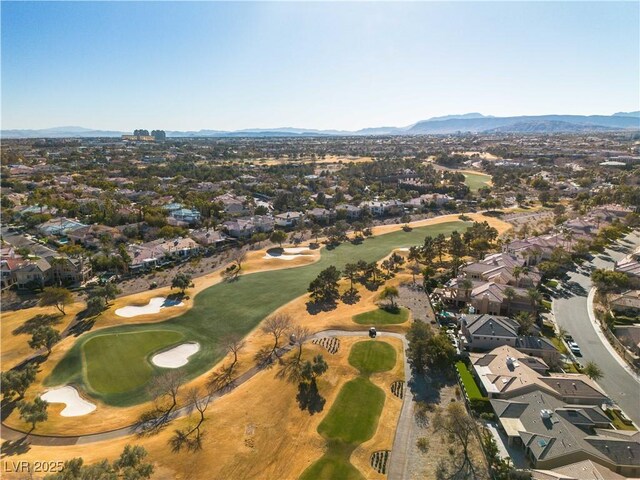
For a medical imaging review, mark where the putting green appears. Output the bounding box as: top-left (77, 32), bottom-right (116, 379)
top-left (47, 221), bottom-right (467, 406)
top-left (348, 341), bottom-right (397, 375)
top-left (83, 331), bottom-right (184, 395)
top-left (300, 340), bottom-right (396, 479)
top-left (352, 307), bottom-right (409, 326)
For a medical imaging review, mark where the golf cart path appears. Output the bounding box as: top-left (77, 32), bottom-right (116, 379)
top-left (1, 330), bottom-right (411, 453)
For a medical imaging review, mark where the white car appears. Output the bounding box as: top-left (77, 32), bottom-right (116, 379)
top-left (567, 341), bottom-right (581, 355)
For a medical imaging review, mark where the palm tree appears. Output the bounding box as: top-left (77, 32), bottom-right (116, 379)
top-left (504, 287), bottom-right (516, 316)
top-left (513, 266), bottom-right (523, 287)
top-left (527, 288), bottom-right (542, 318)
top-left (461, 279), bottom-right (473, 303)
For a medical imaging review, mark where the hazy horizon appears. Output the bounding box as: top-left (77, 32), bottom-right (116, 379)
top-left (2, 1), bottom-right (639, 131)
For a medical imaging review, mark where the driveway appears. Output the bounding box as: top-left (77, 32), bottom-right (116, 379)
top-left (552, 230), bottom-right (640, 425)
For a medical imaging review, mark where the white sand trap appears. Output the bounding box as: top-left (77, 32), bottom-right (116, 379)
top-left (263, 253), bottom-right (314, 261)
top-left (115, 297), bottom-right (184, 318)
top-left (283, 247), bottom-right (311, 254)
top-left (263, 248), bottom-right (313, 261)
top-left (40, 386), bottom-right (96, 417)
top-left (151, 342), bottom-right (200, 368)
top-left (396, 247), bottom-right (410, 252)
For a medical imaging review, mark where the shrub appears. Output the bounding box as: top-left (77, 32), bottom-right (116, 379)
top-left (416, 437), bottom-right (429, 453)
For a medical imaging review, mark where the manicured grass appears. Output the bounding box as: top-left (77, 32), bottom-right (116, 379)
top-left (83, 330), bottom-right (184, 395)
top-left (606, 409), bottom-right (637, 431)
top-left (544, 279), bottom-right (559, 288)
top-left (461, 172), bottom-right (492, 191)
top-left (302, 340), bottom-right (397, 479)
top-left (318, 377), bottom-right (386, 444)
top-left (348, 341), bottom-right (397, 375)
top-left (299, 442), bottom-right (364, 480)
top-left (352, 307), bottom-right (409, 326)
top-left (455, 361), bottom-right (484, 400)
top-left (47, 221), bottom-right (467, 406)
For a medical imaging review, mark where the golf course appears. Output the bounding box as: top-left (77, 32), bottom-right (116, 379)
top-left (46, 220), bottom-right (467, 406)
top-left (300, 340), bottom-right (396, 480)
top-left (462, 171), bottom-right (492, 191)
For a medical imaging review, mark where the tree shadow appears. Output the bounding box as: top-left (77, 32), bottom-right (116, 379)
top-left (1, 437), bottom-right (30, 457)
top-left (67, 317), bottom-right (96, 337)
top-left (12, 314), bottom-right (62, 336)
top-left (305, 299), bottom-right (338, 315)
top-left (341, 290), bottom-right (361, 305)
top-left (0, 399), bottom-right (18, 422)
top-left (296, 380), bottom-right (325, 415)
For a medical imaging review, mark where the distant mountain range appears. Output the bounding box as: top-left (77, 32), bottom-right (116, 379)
top-left (3, 112), bottom-right (639, 138)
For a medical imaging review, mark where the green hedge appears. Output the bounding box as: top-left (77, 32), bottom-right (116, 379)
top-left (455, 361), bottom-right (484, 400)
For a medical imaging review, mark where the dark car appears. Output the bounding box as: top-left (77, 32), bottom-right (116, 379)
top-left (369, 327), bottom-right (377, 338)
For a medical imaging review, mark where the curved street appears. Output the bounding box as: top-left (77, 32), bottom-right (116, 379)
top-left (553, 229), bottom-right (640, 425)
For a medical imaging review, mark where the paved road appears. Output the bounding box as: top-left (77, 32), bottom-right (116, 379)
top-left (553, 230), bottom-right (640, 425)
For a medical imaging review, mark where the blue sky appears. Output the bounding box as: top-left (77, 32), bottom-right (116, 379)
top-left (2, 1), bottom-right (639, 131)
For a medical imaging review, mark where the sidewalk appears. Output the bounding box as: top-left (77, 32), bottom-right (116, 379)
top-left (586, 287), bottom-right (640, 384)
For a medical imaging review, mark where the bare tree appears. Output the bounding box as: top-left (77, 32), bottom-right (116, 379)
top-left (277, 326), bottom-right (311, 383)
top-left (261, 313), bottom-right (292, 358)
top-left (290, 325), bottom-right (311, 362)
top-left (169, 387), bottom-right (212, 453)
top-left (222, 334), bottom-right (246, 370)
top-left (148, 370), bottom-right (184, 416)
top-left (433, 402), bottom-right (486, 480)
top-left (137, 371), bottom-right (185, 435)
top-left (232, 250), bottom-right (247, 270)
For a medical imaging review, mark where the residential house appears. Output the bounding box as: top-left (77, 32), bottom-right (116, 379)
top-left (491, 391), bottom-right (639, 476)
top-left (67, 224), bottom-right (125, 249)
top-left (459, 314), bottom-right (557, 357)
top-left (37, 217), bottom-right (87, 237)
top-left (335, 204), bottom-right (362, 219)
top-left (360, 200), bottom-right (404, 217)
top-left (190, 228), bottom-right (232, 249)
top-left (470, 346), bottom-right (608, 404)
top-left (609, 290), bottom-right (640, 316)
top-left (532, 459), bottom-right (633, 480)
top-left (214, 193), bottom-right (250, 215)
top-left (46, 255), bottom-right (92, 286)
top-left (222, 216), bottom-right (274, 239)
top-left (14, 258), bottom-right (52, 289)
top-left (307, 208), bottom-right (336, 224)
top-left (274, 211), bottom-right (304, 228)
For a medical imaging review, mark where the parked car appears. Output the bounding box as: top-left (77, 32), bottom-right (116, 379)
top-left (369, 327), bottom-right (377, 338)
top-left (567, 340), bottom-right (581, 356)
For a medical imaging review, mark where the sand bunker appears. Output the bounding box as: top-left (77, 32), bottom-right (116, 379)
top-left (41, 386), bottom-right (96, 417)
top-left (263, 247), bottom-right (313, 261)
top-left (115, 297), bottom-right (184, 318)
top-left (151, 342), bottom-right (200, 368)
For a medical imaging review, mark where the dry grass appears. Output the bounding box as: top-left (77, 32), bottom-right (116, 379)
top-left (0, 303), bottom-right (86, 370)
top-left (2, 213), bottom-right (507, 436)
top-left (2, 337), bottom-right (404, 480)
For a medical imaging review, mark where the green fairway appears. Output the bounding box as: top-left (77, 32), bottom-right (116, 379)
top-left (83, 331), bottom-right (184, 395)
top-left (348, 341), bottom-right (397, 375)
top-left (299, 441), bottom-right (364, 480)
top-left (352, 307), bottom-right (409, 326)
top-left (318, 377), bottom-right (386, 443)
top-left (47, 220), bottom-right (466, 406)
top-left (462, 172), bottom-right (492, 191)
top-left (301, 340), bottom-right (397, 479)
